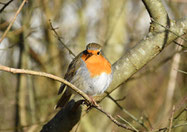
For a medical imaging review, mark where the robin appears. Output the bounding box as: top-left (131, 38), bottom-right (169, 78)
top-left (55, 43), bottom-right (112, 108)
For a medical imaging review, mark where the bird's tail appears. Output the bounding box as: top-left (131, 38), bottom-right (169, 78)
top-left (55, 89), bottom-right (71, 109)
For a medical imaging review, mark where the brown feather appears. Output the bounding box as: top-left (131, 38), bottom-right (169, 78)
top-left (56, 52), bottom-right (83, 108)
top-left (55, 89), bottom-right (71, 109)
top-left (58, 85), bottom-right (66, 95)
top-left (56, 43), bottom-right (109, 108)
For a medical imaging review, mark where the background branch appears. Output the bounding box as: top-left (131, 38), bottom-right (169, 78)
top-left (0, 0), bottom-right (14, 13)
top-left (142, 0), bottom-right (168, 31)
top-left (0, 65), bottom-right (91, 102)
top-left (49, 20), bottom-right (76, 57)
top-left (0, 0), bottom-right (28, 43)
top-left (98, 3), bottom-right (187, 101)
top-left (0, 65), bottom-right (136, 132)
top-left (0, 0), bottom-right (186, 131)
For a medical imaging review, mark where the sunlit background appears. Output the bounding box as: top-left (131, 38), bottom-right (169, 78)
top-left (0, 0), bottom-right (186, 131)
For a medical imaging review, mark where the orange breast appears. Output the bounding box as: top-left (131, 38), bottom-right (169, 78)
top-left (81, 54), bottom-right (111, 77)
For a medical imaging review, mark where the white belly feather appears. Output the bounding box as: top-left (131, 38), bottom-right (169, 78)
top-left (86, 72), bottom-right (112, 95)
top-left (70, 59), bottom-right (112, 96)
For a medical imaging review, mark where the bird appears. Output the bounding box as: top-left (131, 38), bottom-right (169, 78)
top-left (55, 43), bottom-right (112, 109)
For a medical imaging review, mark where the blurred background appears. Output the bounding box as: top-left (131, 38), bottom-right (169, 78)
top-left (0, 0), bottom-right (186, 131)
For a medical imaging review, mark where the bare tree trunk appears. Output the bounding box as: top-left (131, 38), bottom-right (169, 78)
top-left (14, 33), bottom-right (24, 132)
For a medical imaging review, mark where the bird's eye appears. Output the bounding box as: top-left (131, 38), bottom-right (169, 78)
top-left (97, 51), bottom-right (101, 55)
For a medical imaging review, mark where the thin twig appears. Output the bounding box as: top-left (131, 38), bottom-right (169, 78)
top-left (49, 19), bottom-right (76, 57)
top-left (115, 95), bottom-right (126, 102)
top-left (175, 69), bottom-right (187, 74)
top-left (0, 64), bottom-right (138, 131)
top-left (94, 105), bottom-right (136, 132)
top-left (0, 65), bottom-right (91, 103)
top-left (152, 98), bottom-right (187, 132)
top-left (151, 18), bottom-right (187, 42)
top-left (107, 94), bottom-right (148, 130)
top-left (173, 41), bottom-right (187, 49)
top-left (174, 107), bottom-right (187, 120)
top-left (143, 114), bottom-right (153, 130)
top-left (0, 0), bottom-right (14, 13)
top-left (117, 115), bottom-right (139, 132)
top-left (0, 0), bottom-right (28, 43)
top-left (168, 106), bottom-right (175, 132)
top-left (173, 122), bottom-right (187, 129)
top-left (103, 47), bottom-right (184, 102)
top-left (152, 122), bottom-right (187, 132)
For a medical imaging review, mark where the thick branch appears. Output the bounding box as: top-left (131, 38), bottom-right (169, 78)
top-left (0, 65), bottom-right (134, 131)
top-left (98, 1), bottom-right (187, 101)
top-left (142, 0), bottom-right (168, 31)
top-left (1, 0), bottom-right (187, 132)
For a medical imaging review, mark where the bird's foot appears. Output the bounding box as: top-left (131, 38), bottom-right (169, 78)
top-left (89, 96), bottom-right (99, 107)
top-left (85, 96), bottom-right (100, 111)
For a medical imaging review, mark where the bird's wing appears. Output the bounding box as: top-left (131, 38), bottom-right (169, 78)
top-left (55, 52), bottom-right (84, 108)
top-left (57, 52), bottom-right (83, 95)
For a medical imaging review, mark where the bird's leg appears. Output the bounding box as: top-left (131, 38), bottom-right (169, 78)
top-left (88, 96), bottom-right (99, 107)
top-left (84, 96), bottom-right (99, 111)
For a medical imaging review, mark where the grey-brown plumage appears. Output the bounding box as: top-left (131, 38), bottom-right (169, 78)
top-left (55, 43), bottom-right (112, 109)
top-left (55, 52), bottom-right (83, 108)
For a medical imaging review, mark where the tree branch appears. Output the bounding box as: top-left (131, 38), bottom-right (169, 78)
top-left (0, 64), bottom-right (91, 103)
top-left (94, 106), bottom-right (136, 132)
top-left (0, 65), bottom-right (135, 131)
top-left (142, 0), bottom-right (168, 31)
top-left (0, 0), bottom-right (14, 13)
top-left (39, 0), bottom-right (187, 131)
top-left (1, 0), bottom-right (187, 131)
top-left (107, 94), bottom-right (148, 130)
top-left (0, 0), bottom-right (28, 44)
top-left (98, 1), bottom-right (187, 101)
top-left (49, 20), bottom-right (76, 57)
